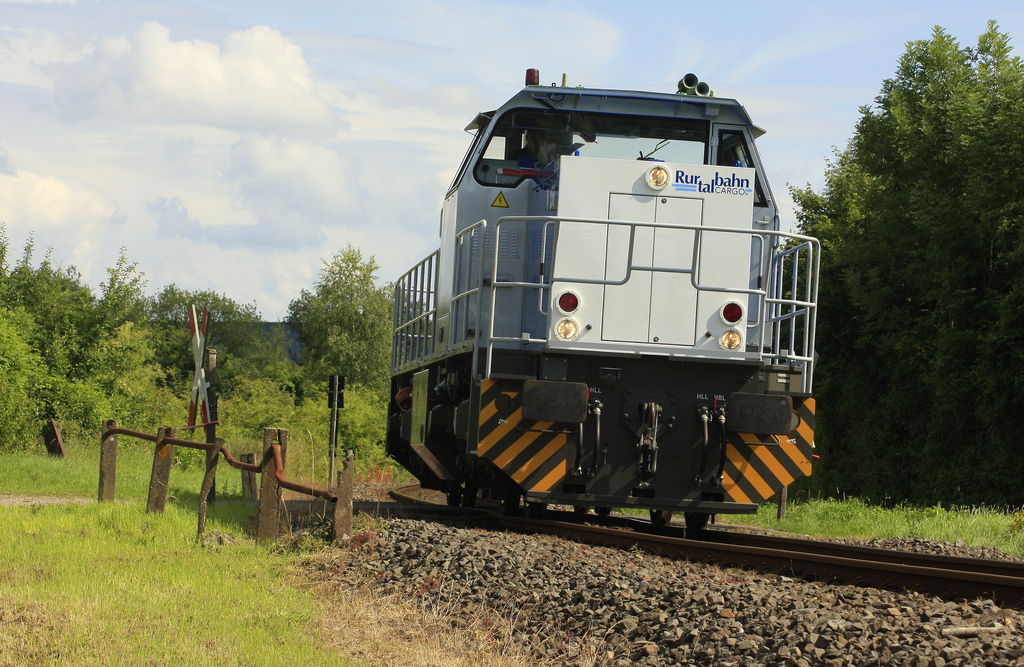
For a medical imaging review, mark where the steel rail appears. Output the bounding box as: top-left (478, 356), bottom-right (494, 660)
top-left (697, 526), bottom-right (1024, 580)
top-left (496, 515), bottom-right (1024, 609)
top-left (387, 484), bottom-right (1024, 608)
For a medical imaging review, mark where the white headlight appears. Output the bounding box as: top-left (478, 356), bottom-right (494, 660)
top-left (719, 329), bottom-right (742, 350)
top-left (646, 165), bottom-right (670, 190)
top-left (555, 318), bottom-right (579, 340)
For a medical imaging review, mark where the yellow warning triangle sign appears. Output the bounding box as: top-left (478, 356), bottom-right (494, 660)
top-left (491, 192), bottom-right (510, 208)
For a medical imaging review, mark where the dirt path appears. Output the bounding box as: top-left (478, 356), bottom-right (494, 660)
top-left (0, 495), bottom-right (94, 507)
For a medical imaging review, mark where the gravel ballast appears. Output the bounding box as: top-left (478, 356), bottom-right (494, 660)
top-left (312, 513), bottom-right (1024, 667)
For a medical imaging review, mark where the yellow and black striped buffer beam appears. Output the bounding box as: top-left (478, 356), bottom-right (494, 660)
top-left (722, 398), bottom-right (816, 504)
top-left (477, 379), bottom-right (569, 494)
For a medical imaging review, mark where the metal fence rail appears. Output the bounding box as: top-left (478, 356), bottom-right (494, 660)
top-left (98, 420), bottom-right (354, 542)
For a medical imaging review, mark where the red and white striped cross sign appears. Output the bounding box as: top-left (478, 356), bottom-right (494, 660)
top-left (188, 304), bottom-right (211, 427)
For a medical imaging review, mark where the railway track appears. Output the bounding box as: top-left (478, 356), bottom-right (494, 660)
top-left (389, 484), bottom-right (1024, 608)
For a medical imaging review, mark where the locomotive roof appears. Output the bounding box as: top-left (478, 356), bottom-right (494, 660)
top-left (466, 85), bottom-right (763, 137)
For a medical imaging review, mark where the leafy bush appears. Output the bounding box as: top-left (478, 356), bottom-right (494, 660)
top-left (215, 376), bottom-right (298, 453)
top-left (793, 24), bottom-right (1024, 505)
top-left (294, 382), bottom-right (387, 467)
top-left (87, 322), bottom-right (183, 431)
top-left (0, 306), bottom-right (44, 450)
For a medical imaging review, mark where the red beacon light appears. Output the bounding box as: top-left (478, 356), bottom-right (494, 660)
top-left (525, 68), bottom-right (540, 86)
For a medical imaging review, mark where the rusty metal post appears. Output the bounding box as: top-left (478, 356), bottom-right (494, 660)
top-left (278, 428), bottom-right (288, 468)
top-left (99, 419), bottom-right (119, 502)
top-left (204, 348), bottom-right (218, 503)
top-left (197, 436), bottom-right (224, 536)
top-left (256, 428), bottom-right (282, 544)
top-left (276, 428), bottom-right (290, 536)
top-left (147, 426), bottom-right (176, 513)
top-left (777, 485), bottom-right (788, 521)
top-left (332, 450), bottom-right (354, 540)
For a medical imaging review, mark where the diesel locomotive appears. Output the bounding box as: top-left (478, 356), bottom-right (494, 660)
top-left (386, 70), bottom-right (819, 529)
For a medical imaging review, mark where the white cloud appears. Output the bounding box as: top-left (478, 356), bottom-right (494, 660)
top-left (0, 169), bottom-right (120, 274)
top-left (51, 22), bottom-right (339, 133)
top-left (227, 134), bottom-right (360, 238)
top-left (0, 29), bottom-right (89, 89)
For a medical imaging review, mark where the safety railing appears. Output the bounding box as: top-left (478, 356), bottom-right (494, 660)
top-left (391, 219), bottom-right (487, 375)
top-left (766, 240), bottom-right (819, 392)
top-left (480, 215), bottom-right (819, 388)
top-left (98, 420), bottom-right (355, 543)
top-left (449, 220), bottom-right (489, 374)
top-left (391, 251), bottom-right (438, 374)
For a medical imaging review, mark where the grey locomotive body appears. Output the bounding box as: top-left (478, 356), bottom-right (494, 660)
top-left (387, 70), bottom-right (818, 526)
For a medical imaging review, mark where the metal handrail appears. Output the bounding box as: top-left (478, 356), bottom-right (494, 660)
top-left (391, 219), bottom-right (488, 375)
top-left (481, 215), bottom-right (820, 385)
top-left (766, 239), bottom-right (819, 392)
top-left (389, 213), bottom-right (819, 392)
top-left (391, 251), bottom-right (438, 374)
top-left (450, 220), bottom-right (489, 380)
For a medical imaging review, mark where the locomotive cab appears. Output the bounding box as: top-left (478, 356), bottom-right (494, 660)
top-left (388, 71), bottom-right (818, 525)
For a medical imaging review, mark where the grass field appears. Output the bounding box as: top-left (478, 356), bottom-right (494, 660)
top-left (0, 501), bottom-right (347, 666)
top-left (0, 441), bottom-right (534, 667)
top-left (733, 497), bottom-right (1024, 557)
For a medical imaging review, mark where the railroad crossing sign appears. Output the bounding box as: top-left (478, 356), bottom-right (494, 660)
top-left (188, 304), bottom-right (211, 426)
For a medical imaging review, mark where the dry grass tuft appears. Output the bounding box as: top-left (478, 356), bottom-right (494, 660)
top-left (316, 587), bottom-right (539, 667)
top-left (294, 546), bottom-right (596, 667)
top-left (0, 600), bottom-right (70, 667)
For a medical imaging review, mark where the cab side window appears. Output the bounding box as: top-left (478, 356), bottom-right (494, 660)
top-left (475, 116), bottom-right (532, 186)
top-left (717, 130), bottom-right (766, 207)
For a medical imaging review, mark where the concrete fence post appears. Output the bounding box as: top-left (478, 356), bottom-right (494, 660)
top-left (239, 453), bottom-right (258, 500)
top-left (147, 426), bottom-right (176, 513)
top-left (332, 450), bottom-right (355, 541)
top-left (777, 485), bottom-right (788, 521)
top-left (256, 428), bottom-right (282, 544)
top-left (99, 419), bottom-right (118, 502)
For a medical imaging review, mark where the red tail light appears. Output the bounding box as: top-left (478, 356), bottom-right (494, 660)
top-left (557, 292), bottom-right (579, 313)
top-left (722, 302), bottom-right (743, 324)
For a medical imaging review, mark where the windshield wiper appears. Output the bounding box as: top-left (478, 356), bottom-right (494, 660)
top-left (639, 139), bottom-right (669, 160)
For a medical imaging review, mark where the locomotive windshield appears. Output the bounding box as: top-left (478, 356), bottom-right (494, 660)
top-left (474, 109), bottom-right (709, 187)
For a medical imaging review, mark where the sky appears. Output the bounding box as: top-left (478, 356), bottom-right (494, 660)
top-left (2, 1), bottom-right (1022, 321)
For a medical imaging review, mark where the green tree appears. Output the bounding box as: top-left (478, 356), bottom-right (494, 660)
top-left (149, 285), bottom-right (296, 396)
top-left (794, 23), bottom-right (1024, 505)
top-left (98, 248), bottom-right (151, 328)
top-left (0, 305), bottom-right (45, 450)
top-left (86, 322), bottom-right (182, 430)
top-left (0, 233), bottom-right (177, 443)
top-left (1, 236), bottom-right (98, 381)
top-left (286, 245), bottom-right (393, 396)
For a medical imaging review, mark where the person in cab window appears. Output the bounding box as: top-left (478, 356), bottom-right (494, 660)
top-left (516, 130), bottom-right (558, 168)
